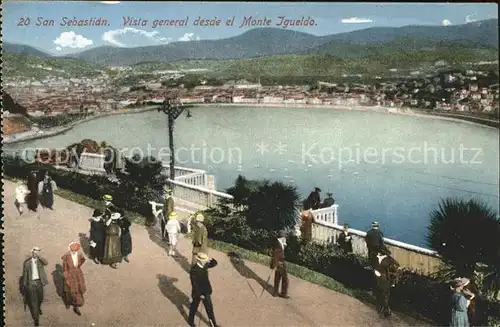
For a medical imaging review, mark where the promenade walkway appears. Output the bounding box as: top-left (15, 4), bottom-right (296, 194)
top-left (3, 179), bottom-right (428, 326)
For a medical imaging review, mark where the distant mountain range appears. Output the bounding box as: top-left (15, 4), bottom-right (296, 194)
top-left (4, 19), bottom-right (498, 66)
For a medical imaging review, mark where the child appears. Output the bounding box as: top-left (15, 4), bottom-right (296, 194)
top-left (15, 181), bottom-right (30, 215)
top-left (166, 212), bottom-right (182, 256)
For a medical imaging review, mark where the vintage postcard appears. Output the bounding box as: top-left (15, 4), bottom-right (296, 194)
top-left (2, 1), bottom-right (499, 326)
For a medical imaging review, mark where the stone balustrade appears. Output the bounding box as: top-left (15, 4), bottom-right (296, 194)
top-left (175, 172), bottom-right (207, 188)
top-left (79, 152), bottom-right (106, 173)
top-left (309, 205), bottom-right (442, 275)
top-left (169, 179), bottom-right (234, 209)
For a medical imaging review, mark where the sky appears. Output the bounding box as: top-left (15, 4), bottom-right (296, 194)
top-left (3, 1), bottom-right (498, 55)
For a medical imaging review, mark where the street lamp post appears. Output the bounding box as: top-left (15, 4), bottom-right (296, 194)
top-left (158, 97), bottom-right (191, 184)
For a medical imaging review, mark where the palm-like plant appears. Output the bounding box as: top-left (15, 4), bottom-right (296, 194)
top-left (427, 198), bottom-right (500, 290)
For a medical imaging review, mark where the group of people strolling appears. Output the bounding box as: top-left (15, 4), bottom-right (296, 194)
top-left (15, 170), bottom-right (57, 215)
top-left (21, 243), bottom-right (87, 326)
top-left (88, 195), bottom-right (133, 268)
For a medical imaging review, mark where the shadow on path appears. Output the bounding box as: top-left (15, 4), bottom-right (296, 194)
top-left (228, 252), bottom-right (274, 296)
top-left (146, 226), bottom-right (192, 273)
top-left (51, 264), bottom-right (70, 308)
top-left (156, 274), bottom-right (210, 326)
top-left (78, 232), bottom-right (91, 257)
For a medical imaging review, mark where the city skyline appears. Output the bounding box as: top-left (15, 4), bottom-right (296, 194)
top-left (3, 1), bottom-right (498, 55)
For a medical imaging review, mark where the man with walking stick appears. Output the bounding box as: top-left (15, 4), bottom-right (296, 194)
top-left (270, 230), bottom-right (289, 299)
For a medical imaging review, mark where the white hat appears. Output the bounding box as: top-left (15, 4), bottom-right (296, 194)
top-left (32, 247), bottom-right (41, 252)
top-left (195, 213), bottom-right (204, 222)
top-left (110, 212), bottom-right (122, 220)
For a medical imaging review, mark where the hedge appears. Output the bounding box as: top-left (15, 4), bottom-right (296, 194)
top-left (3, 156), bottom-right (499, 325)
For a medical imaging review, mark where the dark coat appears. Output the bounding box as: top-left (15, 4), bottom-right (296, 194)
top-left (26, 172), bottom-right (39, 211)
top-left (322, 197), bottom-right (335, 208)
top-left (190, 259), bottom-right (218, 297)
top-left (22, 256), bottom-right (49, 288)
top-left (39, 178), bottom-right (55, 208)
top-left (61, 252), bottom-right (86, 306)
top-left (89, 218), bottom-right (106, 259)
top-left (375, 255), bottom-right (400, 290)
top-left (118, 217), bottom-right (132, 256)
top-left (366, 228), bottom-right (384, 251)
top-left (337, 231), bottom-right (353, 253)
top-left (304, 191), bottom-right (321, 210)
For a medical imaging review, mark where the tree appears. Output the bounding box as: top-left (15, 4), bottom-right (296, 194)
top-left (426, 198), bottom-right (500, 283)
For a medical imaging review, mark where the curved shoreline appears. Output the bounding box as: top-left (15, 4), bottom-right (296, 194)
top-left (5, 103), bottom-right (497, 145)
top-left (3, 106), bottom-right (159, 145)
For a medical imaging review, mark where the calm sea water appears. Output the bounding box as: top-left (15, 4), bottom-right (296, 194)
top-left (7, 107), bottom-right (499, 247)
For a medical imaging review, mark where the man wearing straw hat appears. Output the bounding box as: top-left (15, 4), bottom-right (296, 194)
top-left (21, 247), bottom-right (48, 326)
top-left (187, 253), bottom-right (220, 327)
top-left (192, 213), bottom-right (209, 265)
top-left (161, 188), bottom-right (175, 241)
top-left (166, 211), bottom-right (182, 256)
top-left (61, 242), bottom-right (87, 316)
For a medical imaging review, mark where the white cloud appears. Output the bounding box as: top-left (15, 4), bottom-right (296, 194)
top-left (53, 31), bottom-right (93, 49)
top-left (100, 1), bottom-right (120, 4)
top-left (102, 27), bottom-right (171, 47)
top-left (178, 33), bottom-right (200, 42)
top-left (441, 19), bottom-right (452, 26)
top-left (55, 46), bottom-right (62, 51)
top-left (341, 17), bottom-right (373, 24)
top-left (465, 15), bottom-right (477, 23)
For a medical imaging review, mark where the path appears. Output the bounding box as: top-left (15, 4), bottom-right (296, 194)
top-left (3, 179), bottom-right (429, 326)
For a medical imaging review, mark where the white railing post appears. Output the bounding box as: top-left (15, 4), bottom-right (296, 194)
top-left (333, 204), bottom-right (339, 225)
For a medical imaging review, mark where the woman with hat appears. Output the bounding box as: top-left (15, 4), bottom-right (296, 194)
top-left (117, 209), bottom-right (132, 263)
top-left (61, 242), bottom-right (86, 316)
top-left (166, 211), bottom-right (182, 256)
top-left (103, 212), bottom-right (122, 269)
top-left (450, 277), bottom-right (473, 327)
top-left (88, 209), bottom-right (106, 264)
top-left (26, 170), bottom-right (39, 212)
top-left (102, 194), bottom-right (117, 219)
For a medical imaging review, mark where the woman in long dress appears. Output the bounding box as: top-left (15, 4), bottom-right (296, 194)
top-left (39, 173), bottom-right (57, 209)
top-left (26, 170), bottom-right (39, 212)
top-left (103, 212), bottom-right (122, 269)
top-left (88, 209), bottom-right (106, 264)
top-left (117, 211), bottom-right (132, 263)
top-left (450, 277), bottom-right (473, 327)
top-left (61, 242), bottom-right (86, 316)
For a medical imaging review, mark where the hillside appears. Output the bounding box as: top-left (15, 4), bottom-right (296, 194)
top-left (3, 42), bottom-right (52, 58)
top-left (66, 19), bottom-right (497, 66)
top-left (2, 92), bottom-right (29, 116)
top-left (3, 52), bottom-right (109, 79)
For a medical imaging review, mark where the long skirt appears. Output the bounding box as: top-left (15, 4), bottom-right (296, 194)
top-left (103, 235), bottom-right (122, 264)
top-left (120, 232), bottom-right (132, 257)
top-left (63, 272), bottom-right (85, 307)
top-left (40, 191), bottom-right (54, 208)
top-left (89, 238), bottom-right (105, 260)
top-left (27, 193), bottom-right (38, 211)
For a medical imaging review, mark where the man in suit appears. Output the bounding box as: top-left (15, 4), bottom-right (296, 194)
top-left (192, 213), bottom-right (209, 264)
top-left (322, 191), bottom-right (335, 208)
top-left (270, 230), bottom-right (289, 298)
top-left (303, 187), bottom-right (321, 210)
top-left (337, 223), bottom-right (353, 253)
top-left (373, 247), bottom-right (400, 317)
top-left (21, 247), bottom-right (49, 326)
top-left (188, 253), bottom-right (220, 327)
top-left (365, 221), bottom-right (385, 267)
top-left (161, 189), bottom-right (174, 241)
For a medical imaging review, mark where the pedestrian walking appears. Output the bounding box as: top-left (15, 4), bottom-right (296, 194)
top-left (192, 213), bottom-right (209, 264)
top-left (38, 172), bottom-right (57, 210)
top-left (373, 247), bottom-right (400, 317)
top-left (366, 221), bottom-right (385, 267)
top-left (103, 212), bottom-right (122, 269)
top-left (26, 170), bottom-right (39, 212)
top-left (88, 209), bottom-right (106, 264)
top-left (449, 277), bottom-right (474, 327)
top-left (161, 188), bottom-right (174, 241)
top-left (270, 230), bottom-right (289, 299)
top-left (117, 210), bottom-right (132, 262)
top-left (21, 247), bottom-right (48, 327)
top-left (166, 211), bottom-right (181, 256)
top-left (15, 180), bottom-right (30, 215)
top-left (187, 253), bottom-right (220, 327)
top-left (61, 242), bottom-right (87, 316)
